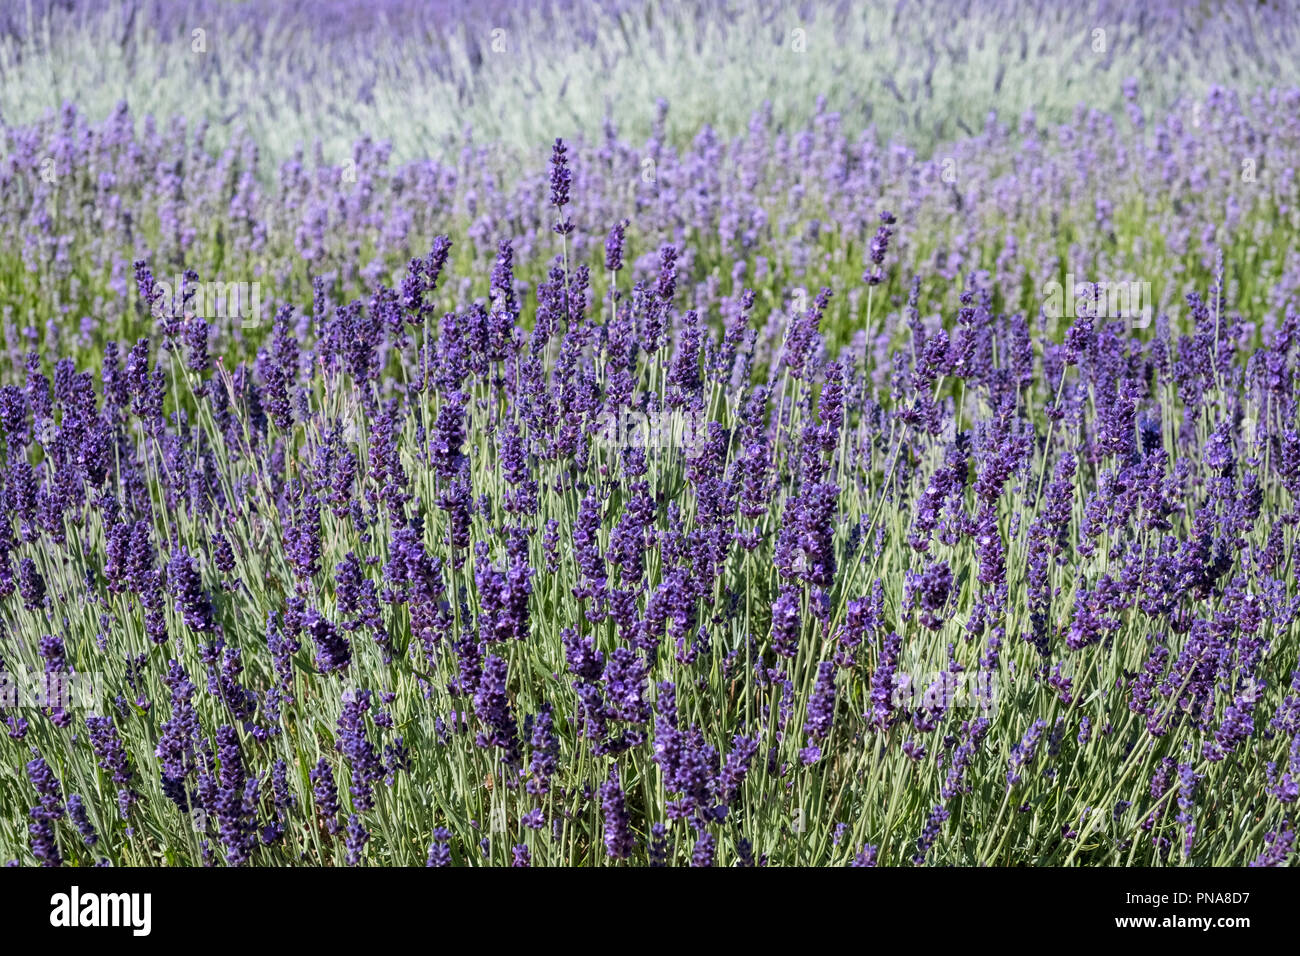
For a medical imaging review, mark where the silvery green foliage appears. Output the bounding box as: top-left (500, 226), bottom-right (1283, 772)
top-left (3, 0), bottom-right (1299, 164)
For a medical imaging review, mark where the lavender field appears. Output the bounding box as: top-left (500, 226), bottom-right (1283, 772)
top-left (2, 0), bottom-right (1299, 868)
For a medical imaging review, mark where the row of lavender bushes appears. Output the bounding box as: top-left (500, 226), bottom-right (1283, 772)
top-left (4, 0), bottom-right (1299, 163)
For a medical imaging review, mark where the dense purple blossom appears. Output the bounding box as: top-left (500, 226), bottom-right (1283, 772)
top-left (336, 689), bottom-right (383, 812)
top-left (473, 655), bottom-right (520, 764)
top-left (426, 827), bottom-right (452, 866)
top-left (309, 757), bottom-right (342, 836)
top-left (600, 767), bottom-right (635, 859)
